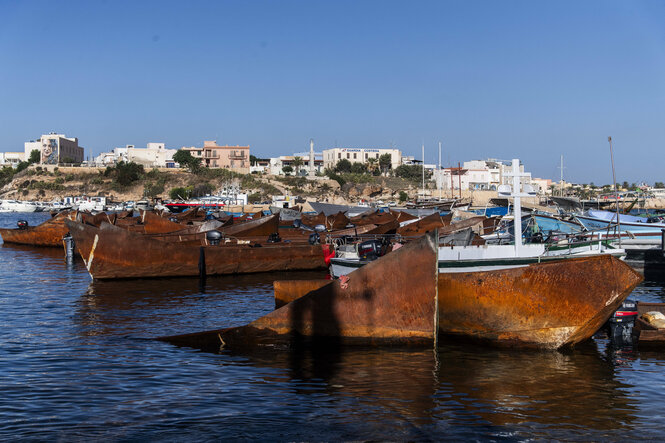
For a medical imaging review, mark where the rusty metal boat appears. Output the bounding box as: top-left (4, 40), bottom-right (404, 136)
top-left (158, 232), bottom-right (439, 351)
top-left (437, 254), bottom-right (642, 348)
top-left (65, 219), bottom-right (327, 279)
top-left (0, 211), bottom-right (72, 247)
top-left (158, 230), bottom-right (642, 351)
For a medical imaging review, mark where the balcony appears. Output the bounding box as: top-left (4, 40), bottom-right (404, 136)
top-left (203, 150), bottom-right (220, 159)
top-left (228, 151), bottom-right (247, 159)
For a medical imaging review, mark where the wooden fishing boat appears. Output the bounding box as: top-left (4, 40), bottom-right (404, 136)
top-left (64, 219), bottom-right (326, 279)
top-left (0, 211), bottom-right (72, 247)
top-left (158, 231), bottom-right (642, 351)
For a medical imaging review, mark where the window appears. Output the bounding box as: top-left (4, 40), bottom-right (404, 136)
top-left (338, 153), bottom-right (341, 159)
top-left (346, 153), bottom-right (349, 159)
top-left (353, 153), bottom-right (357, 159)
top-left (365, 153), bottom-right (368, 160)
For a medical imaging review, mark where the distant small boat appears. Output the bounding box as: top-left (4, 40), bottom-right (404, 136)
top-left (0, 200), bottom-right (39, 213)
top-left (575, 213), bottom-right (665, 240)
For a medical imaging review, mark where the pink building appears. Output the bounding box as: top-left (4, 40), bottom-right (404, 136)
top-left (183, 141), bottom-right (250, 172)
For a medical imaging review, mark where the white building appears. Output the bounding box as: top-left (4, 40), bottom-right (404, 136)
top-left (322, 147), bottom-right (402, 170)
top-left (0, 152), bottom-right (25, 167)
top-left (269, 154), bottom-right (324, 176)
top-left (94, 143), bottom-right (178, 168)
top-left (24, 133), bottom-right (84, 165)
top-left (433, 159), bottom-right (533, 192)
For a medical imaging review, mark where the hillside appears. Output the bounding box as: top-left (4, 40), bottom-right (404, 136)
top-left (0, 164), bottom-right (428, 205)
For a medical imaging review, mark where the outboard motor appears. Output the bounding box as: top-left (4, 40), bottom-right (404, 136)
top-left (267, 233), bottom-right (281, 243)
top-left (607, 299), bottom-right (638, 344)
top-left (314, 224), bottom-right (326, 233)
top-left (358, 239), bottom-right (384, 261)
top-left (206, 230), bottom-right (223, 246)
top-left (308, 232), bottom-right (320, 245)
top-left (292, 219), bottom-right (302, 229)
top-left (17, 220), bottom-right (28, 229)
top-left (63, 233), bottom-right (75, 262)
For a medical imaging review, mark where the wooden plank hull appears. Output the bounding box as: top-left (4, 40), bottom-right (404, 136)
top-left (437, 254), bottom-right (642, 348)
top-left (0, 212), bottom-right (70, 247)
top-left (158, 231), bottom-right (440, 351)
top-left (65, 219), bottom-right (326, 280)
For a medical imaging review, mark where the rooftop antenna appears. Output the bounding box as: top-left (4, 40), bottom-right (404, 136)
top-left (608, 136), bottom-right (621, 247)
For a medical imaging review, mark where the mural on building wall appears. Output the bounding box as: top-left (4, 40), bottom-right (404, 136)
top-left (41, 139), bottom-right (58, 164)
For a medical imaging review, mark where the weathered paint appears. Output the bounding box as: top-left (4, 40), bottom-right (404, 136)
top-left (274, 279), bottom-right (331, 308)
top-left (437, 254), bottom-right (643, 348)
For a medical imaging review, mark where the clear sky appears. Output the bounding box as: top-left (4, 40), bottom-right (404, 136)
top-left (1, 0), bottom-right (664, 184)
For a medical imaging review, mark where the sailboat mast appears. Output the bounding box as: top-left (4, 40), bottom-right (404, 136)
top-left (438, 141), bottom-right (442, 200)
top-left (422, 143), bottom-right (425, 199)
top-left (608, 136), bottom-right (621, 247)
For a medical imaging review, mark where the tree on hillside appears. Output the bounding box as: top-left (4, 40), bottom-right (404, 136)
top-left (350, 162), bottom-right (367, 174)
top-left (292, 156), bottom-right (304, 175)
top-left (28, 149), bottom-right (40, 164)
top-left (112, 161), bottom-right (145, 186)
top-left (379, 154), bottom-right (392, 174)
top-left (173, 149), bottom-right (202, 172)
top-left (250, 155), bottom-right (258, 166)
top-left (282, 165), bottom-right (293, 175)
top-left (655, 182), bottom-right (665, 188)
top-left (366, 157), bottom-right (379, 175)
top-left (335, 159), bottom-right (352, 173)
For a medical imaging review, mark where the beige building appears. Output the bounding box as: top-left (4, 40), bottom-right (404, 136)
top-left (182, 141), bottom-right (250, 172)
top-left (24, 133), bottom-right (84, 165)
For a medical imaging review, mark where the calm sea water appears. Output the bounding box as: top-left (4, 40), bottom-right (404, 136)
top-left (2, 212), bottom-right (665, 441)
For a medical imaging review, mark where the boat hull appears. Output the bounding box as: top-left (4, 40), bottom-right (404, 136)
top-left (65, 219), bottom-right (326, 279)
top-left (0, 213), bottom-right (70, 247)
top-left (437, 254), bottom-right (642, 348)
top-left (159, 231), bottom-right (440, 350)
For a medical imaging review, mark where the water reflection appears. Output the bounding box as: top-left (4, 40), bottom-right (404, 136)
top-left (74, 271), bottom-right (328, 338)
top-left (217, 341), bottom-right (638, 439)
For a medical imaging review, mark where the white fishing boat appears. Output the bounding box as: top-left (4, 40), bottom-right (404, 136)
top-left (329, 159), bottom-right (625, 277)
top-left (0, 200), bottom-right (39, 212)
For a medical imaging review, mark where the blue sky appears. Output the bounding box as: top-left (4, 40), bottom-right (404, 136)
top-left (1, 0), bottom-right (664, 184)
